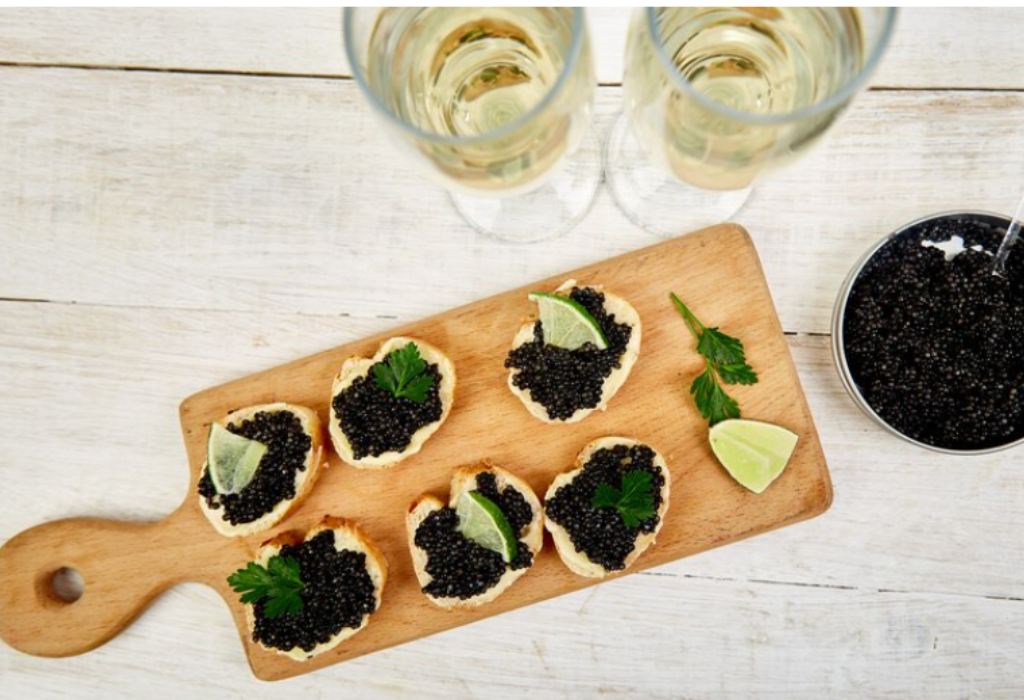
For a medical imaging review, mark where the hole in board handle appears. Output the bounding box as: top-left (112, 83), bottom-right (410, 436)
top-left (50, 567), bottom-right (85, 603)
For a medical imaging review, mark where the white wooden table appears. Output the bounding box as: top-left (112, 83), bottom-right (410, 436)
top-left (1, 9), bottom-right (1023, 699)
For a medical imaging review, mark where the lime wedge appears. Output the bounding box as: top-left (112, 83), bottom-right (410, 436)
top-left (709, 419), bottom-right (799, 494)
top-left (456, 491), bottom-right (518, 563)
top-left (207, 422), bottom-right (268, 495)
top-left (528, 292), bottom-right (609, 350)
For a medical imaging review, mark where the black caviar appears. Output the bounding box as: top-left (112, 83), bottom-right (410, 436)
top-left (843, 215), bottom-right (1024, 450)
top-left (414, 472), bottom-right (534, 600)
top-left (198, 410), bottom-right (311, 524)
top-left (332, 354), bottom-right (444, 459)
top-left (545, 443), bottom-right (664, 571)
top-left (252, 530), bottom-right (377, 654)
top-left (505, 287), bottom-right (633, 421)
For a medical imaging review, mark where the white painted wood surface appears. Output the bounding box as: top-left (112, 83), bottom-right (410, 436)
top-left (3, 71), bottom-right (1023, 337)
top-left (1, 8), bottom-right (1022, 699)
top-left (1, 8), bottom-right (1023, 89)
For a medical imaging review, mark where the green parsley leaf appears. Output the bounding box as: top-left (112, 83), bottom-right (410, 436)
top-left (592, 470), bottom-right (656, 529)
top-left (691, 363), bottom-right (741, 425)
top-left (717, 361), bottom-right (758, 386)
top-left (227, 555), bottom-right (305, 619)
top-left (373, 342), bottom-right (435, 403)
top-left (402, 374), bottom-right (435, 401)
top-left (697, 327), bottom-right (748, 367)
top-left (670, 292), bottom-right (758, 425)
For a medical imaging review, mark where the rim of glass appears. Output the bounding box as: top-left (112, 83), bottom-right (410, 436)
top-left (645, 7), bottom-right (898, 125)
top-left (343, 7), bottom-right (586, 146)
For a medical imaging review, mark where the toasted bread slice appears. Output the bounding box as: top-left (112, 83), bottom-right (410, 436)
top-left (198, 402), bottom-right (325, 538)
top-left (508, 279), bottom-right (641, 424)
top-left (246, 516), bottom-right (388, 661)
top-left (544, 437), bottom-right (671, 578)
top-left (407, 463), bottom-right (543, 609)
top-left (329, 336), bottom-right (456, 469)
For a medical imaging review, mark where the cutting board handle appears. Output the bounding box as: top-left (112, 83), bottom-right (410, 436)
top-left (0, 508), bottom-right (221, 657)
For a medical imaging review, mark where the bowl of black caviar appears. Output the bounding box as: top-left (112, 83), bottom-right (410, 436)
top-left (832, 210), bottom-right (1024, 454)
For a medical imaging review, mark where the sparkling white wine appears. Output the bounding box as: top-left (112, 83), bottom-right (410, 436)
top-left (366, 8), bottom-right (591, 194)
top-left (625, 8), bottom-right (865, 190)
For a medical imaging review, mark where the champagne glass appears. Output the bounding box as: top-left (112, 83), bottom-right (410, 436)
top-left (605, 8), bottom-right (897, 237)
top-left (344, 8), bottom-right (601, 243)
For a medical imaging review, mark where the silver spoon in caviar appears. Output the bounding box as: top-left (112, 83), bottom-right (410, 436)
top-left (991, 188), bottom-right (1024, 277)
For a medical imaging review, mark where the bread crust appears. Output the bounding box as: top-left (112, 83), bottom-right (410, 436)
top-left (406, 463), bottom-right (543, 609)
top-left (247, 516), bottom-right (388, 661)
top-left (507, 279), bottom-right (642, 424)
top-left (329, 336), bottom-right (456, 469)
top-left (544, 437), bottom-right (671, 578)
top-left (199, 402), bottom-right (325, 538)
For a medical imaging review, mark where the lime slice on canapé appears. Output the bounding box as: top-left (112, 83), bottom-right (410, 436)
top-left (709, 419), bottom-right (799, 494)
top-left (456, 491), bottom-right (518, 563)
top-left (207, 422), bottom-right (267, 495)
top-left (528, 292), bottom-right (609, 350)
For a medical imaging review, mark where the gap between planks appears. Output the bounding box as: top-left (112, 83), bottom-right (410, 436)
top-left (1, 61), bottom-right (1023, 95)
top-left (643, 571), bottom-right (1024, 604)
top-left (0, 297), bottom-right (821, 338)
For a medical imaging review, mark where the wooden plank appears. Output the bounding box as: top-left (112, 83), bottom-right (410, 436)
top-left (0, 9), bottom-right (1021, 90)
top-left (869, 8), bottom-right (1024, 90)
top-left (0, 302), bottom-right (1020, 602)
top-left (0, 226), bottom-right (832, 678)
top-left (0, 8), bottom-right (351, 77)
top-left (1, 68), bottom-right (1023, 335)
top-left (1, 573), bottom-right (1022, 699)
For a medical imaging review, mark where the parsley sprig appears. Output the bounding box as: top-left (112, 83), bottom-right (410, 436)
top-left (670, 292), bottom-right (758, 426)
top-left (592, 470), bottom-right (656, 528)
top-left (227, 555), bottom-right (305, 619)
top-left (374, 342), bottom-right (435, 403)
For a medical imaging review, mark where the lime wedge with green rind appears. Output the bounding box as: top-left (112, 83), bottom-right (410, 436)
top-left (207, 422), bottom-right (268, 495)
top-left (709, 419), bottom-right (799, 494)
top-left (528, 291), bottom-right (609, 350)
top-left (456, 491), bottom-right (518, 563)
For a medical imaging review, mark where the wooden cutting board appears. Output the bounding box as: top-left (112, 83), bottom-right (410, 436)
top-left (0, 223), bottom-right (831, 681)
